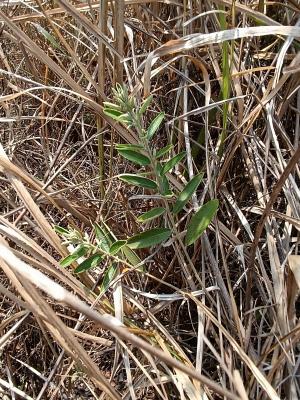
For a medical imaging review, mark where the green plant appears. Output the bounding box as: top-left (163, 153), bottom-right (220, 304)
top-left (218, 7), bottom-right (231, 156)
top-left (56, 84), bottom-right (218, 276)
top-left (104, 84), bottom-right (219, 245)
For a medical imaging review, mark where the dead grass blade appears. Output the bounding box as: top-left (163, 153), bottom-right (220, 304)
top-left (0, 243), bottom-right (240, 400)
top-left (0, 242), bottom-right (121, 399)
top-left (0, 9), bottom-right (137, 144)
top-left (1, 2), bottom-right (299, 398)
top-left (143, 26), bottom-right (300, 96)
top-left (0, 145), bottom-right (64, 253)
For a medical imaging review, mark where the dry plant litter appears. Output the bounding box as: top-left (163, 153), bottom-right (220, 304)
top-left (0, 1), bottom-right (300, 399)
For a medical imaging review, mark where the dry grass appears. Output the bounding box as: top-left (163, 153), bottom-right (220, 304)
top-left (0, 1), bottom-right (300, 399)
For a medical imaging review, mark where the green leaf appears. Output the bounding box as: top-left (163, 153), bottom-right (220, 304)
top-left (185, 199), bottom-right (219, 246)
top-left (54, 225), bottom-right (69, 235)
top-left (100, 263), bottom-right (118, 294)
top-left (103, 108), bottom-right (123, 120)
top-left (155, 163), bottom-right (172, 196)
top-left (115, 144), bottom-right (144, 151)
top-left (60, 245), bottom-right (88, 267)
top-left (156, 144), bottom-right (173, 159)
top-left (139, 95), bottom-right (153, 115)
top-left (161, 152), bottom-right (186, 176)
top-left (33, 23), bottom-right (61, 50)
top-left (147, 112), bottom-right (165, 140)
top-left (173, 173), bottom-right (204, 214)
top-left (94, 223), bottom-right (111, 252)
top-left (137, 207), bottom-right (165, 223)
top-left (74, 254), bottom-right (103, 274)
top-left (103, 107), bottom-right (132, 125)
top-left (115, 82), bottom-right (123, 94)
top-left (109, 240), bottom-right (127, 255)
top-left (123, 246), bottom-right (142, 267)
top-left (117, 149), bottom-right (151, 166)
top-left (119, 174), bottom-right (157, 189)
top-left (161, 175), bottom-right (172, 196)
top-left (127, 228), bottom-right (171, 249)
top-left (103, 102), bottom-right (121, 111)
top-left (118, 113), bottom-right (132, 124)
top-left (101, 220), bottom-right (118, 242)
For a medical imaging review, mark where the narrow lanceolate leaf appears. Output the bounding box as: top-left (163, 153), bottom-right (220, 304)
top-left (156, 144), bottom-right (173, 159)
top-left (103, 108), bottom-right (123, 120)
top-left (94, 223), bottom-right (111, 252)
top-left (161, 152), bottom-right (186, 176)
top-left (54, 225), bottom-right (69, 235)
top-left (127, 228), bottom-right (171, 249)
top-left (60, 245), bottom-right (88, 267)
top-left (139, 95), bottom-right (153, 115)
top-left (185, 199), bottom-right (219, 246)
top-left (123, 246), bottom-right (142, 267)
top-left (117, 149), bottom-right (151, 166)
top-left (173, 173), bottom-right (204, 214)
top-left (119, 174), bottom-right (157, 189)
top-left (103, 102), bottom-right (122, 111)
top-left (103, 108), bottom-right (132, 125)
top-left (74, 254), bottom-right (103, 274)
top-left (100, 263), bottom-right (118, 294)
top-left (161, 175), bottom-right (173, 197)
top-left (147, 112), bottom-right (165, 140)
top-left (117, 114), bottom-right (132, 125)
top-left (32, 23), bottom-right (61, 50)
top-left (137, 207), bottom-right (165, 223)
top-left (155, 162), bottom-right (172, 195)
top-left (115, 144), bottom-right (144, 151)
top-left (109, 240), bottom-right (127, 255)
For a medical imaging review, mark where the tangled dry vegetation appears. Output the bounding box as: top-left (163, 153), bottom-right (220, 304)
top-left (1, 1), bottom-right (300, 399)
